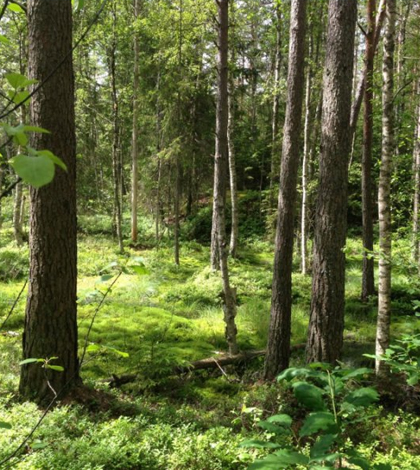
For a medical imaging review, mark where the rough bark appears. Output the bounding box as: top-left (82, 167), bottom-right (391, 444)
top-left (213, 0), bottom-right (238, 355)
top-left (264, 0), bottom-right (307, 379)
top-left (306, 0), bottom-right (357, 365)
top-left (361, 0), bottom-right (376, 302)
top-left (13, 181), bottom-right (24, 246)
top-left (19, 0), bottom-right (80, 402)
top-left (131, 0), bottom-right (140, 243)
top-left (376, 0), bottom-right (396, 376)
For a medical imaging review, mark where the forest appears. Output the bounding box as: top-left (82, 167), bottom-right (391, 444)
top-left (0, 0), bottom-right (420, 468)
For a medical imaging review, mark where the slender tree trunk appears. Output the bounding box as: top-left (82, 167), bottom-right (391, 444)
top-left (376, 0), bottom-right (396, 376)
top-left (20, 0), bottom-right (80, 402)
top-left (264, 0), bottom-right (307, 379)
top-left (228, 1), bottom-right (238, 259)
top-left (269, 4), bottom-right (282, 199)
top-left (361, 0), bottom-right (376, 302)
top-left (213, 0), bottom-right (238, 355)
top-left (13, 181), bottom-right (24, 246)
top-left (110, 0), bottom-right (123, 253)
top-left (301, 56), bottom-right (312, 275)
top-left (131, 0), bottom-right (140, 243)
top-left (306, 0), bottom-right (357, 365)
top-left (412, 79), bottom-right (420, 264)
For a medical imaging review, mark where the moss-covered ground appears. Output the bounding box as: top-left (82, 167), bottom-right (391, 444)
top-left (1, 209), bottom-right (420, 469)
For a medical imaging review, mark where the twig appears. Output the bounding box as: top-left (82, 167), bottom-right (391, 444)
top-left (0, 279), bottom-right (27, 330)
top-left (0, 177), bottom-right (21, 200)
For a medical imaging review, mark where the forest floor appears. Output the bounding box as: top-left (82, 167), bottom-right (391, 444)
top-left (1, 209), bottom-right (420, 469)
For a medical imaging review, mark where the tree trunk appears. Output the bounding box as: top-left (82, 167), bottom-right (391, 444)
top-left (361, 0), bottom-right (376, 302)
top-left (306, 0), bottom-right (357, 365)
top-left (131, 0), bottom-right (140, 243)
top-left (376, 0), bottom-right (396, 376)
top-left (412, 78), bottom-right (420, 264)
top-left (110, 0), bottom-right (124, 254)
top-left (213, 0), bottom-right (238, 355)
top-left (264, 0), bottom-right (307, 380)
top-left (19, 0), bottom-right (80, 402)
top-left (228, 1), bottom-right (238, 259)
top-left (13, 181), bottom-right (24, 246)
top-left (269, 4), bottom-right (282, 198)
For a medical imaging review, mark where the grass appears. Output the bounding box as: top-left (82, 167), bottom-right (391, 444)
top-left (1, 208), bottom-right (420, 468)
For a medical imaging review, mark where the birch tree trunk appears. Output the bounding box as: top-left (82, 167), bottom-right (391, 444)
top-left (412, 78), bottom-right (420, 264)
top-left (213, 0), bottom-right (238, 355)
top-left (131, 0), bottom-right (140, 243)
top-left (376, 0), bottom-right (396, 376)
top-left (264, 0), bottom-right (307, 379)
top-left (306, 0), bottom-right (357, 364)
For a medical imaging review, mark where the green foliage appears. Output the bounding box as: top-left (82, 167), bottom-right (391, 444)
top-left (243, 364), bottom-right (384, 470)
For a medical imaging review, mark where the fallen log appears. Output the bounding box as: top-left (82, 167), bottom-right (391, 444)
top-left (104, 343), bottom-right (306, 388)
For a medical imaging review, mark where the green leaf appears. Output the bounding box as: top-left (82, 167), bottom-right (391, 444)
top-left (0, 421), bottom-right (12, 429)
top-left (348, 455), bottom-right (370, 470)
top-left (31, 441), bottom-right (48, 450)
top-left (47, 365), bottom-right (64, 372)
top-left (372, 464), bottom-right (392, 470)
top-left (292, 382), bottom-right (326, 411)
top-left (37, 150), bottom-right (67, 171)
top-left (258, 420), bottom-right (289, 435)
top-left (107, 346), bottom-right (129, 358)
top-left (23, 126), bottom-right (50, 134)
top-left (10, 154), bottom-right (55, 188)
top-left (248, 455), bottom-right (286, 470)
top-left (0, 35), bottom-right (11, 45)
top-left (99, 274), bottom-right (114, 283)
top-left (239, 440), bottom-right (281, 449)
top-left (343, 387), bottom-right (379, 407)
top-left (266, 414), bottom-right (292, 427)
top-left (86, 344), bottom-right (101, 353)
top-left (341, 368), bottom-right (373, 380)
top-left (5, 72), bottom-right (31, 89)
top-left (310, 434), bottom-right (337, 459)
top-left (7, 89), bottom-right (29, 105)
top-left (132, 265), bottom-right (149, 275)
top-left (7, 3), bottom-right (24, 13)
top-left (300, 412), bottom-right (336, 437)
top-left (273, 449), bottom-right (309, 466)
top-left (14, 131), bottom-right (28, 146)
top-left (20, 358), bottom-right (43, 365)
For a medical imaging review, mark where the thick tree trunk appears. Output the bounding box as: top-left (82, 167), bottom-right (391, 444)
top-left (131, 0), bottom-right (140, 243)
top-left (19, 0), bottom-right (80, 402)
top-left (361, 0), bottom-right (376, 302)
top-left (376, 0), bottom-right (396, 376)
top-left (264, 0), bottom-right (307, 380)
top-left (213, 0), bottom-right (238, 355)
top-left (306, 0), bottom-right (357, 364)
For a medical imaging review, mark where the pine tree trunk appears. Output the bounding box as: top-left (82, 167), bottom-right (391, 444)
top-left (19, 0), bottom-right (80, 402)
top-left (213, 0), bottom-right (238, 355)
top-left (306, 0), bottom-right (357, 365)
top-left (131, 0), bottom-right (140, 243)
top-left (264, 0), bottom-right (307, 379)
top-left (376, 0), bottom-right (396, 376)
top-left (361, 0), bottom-right (376, 302)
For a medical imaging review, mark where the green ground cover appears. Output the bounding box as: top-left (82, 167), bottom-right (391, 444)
top-left (0, 212), bottom-right (420, 469)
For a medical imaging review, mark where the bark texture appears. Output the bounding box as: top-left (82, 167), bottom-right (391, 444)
top-left (264, 0), bottom-right (306, 379)
top-left (412, 78), bottom-right (420, 264)
top-left (19, 0), bottom-right (79, 402)
top-left (361, 0), bottom-right (376, 302)
top-left (212, 0), bottom-right (238, 355)
top-left (376, 0), bottom-right (396, 376)
top-left (306, 0), bottom-right (357, 364)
